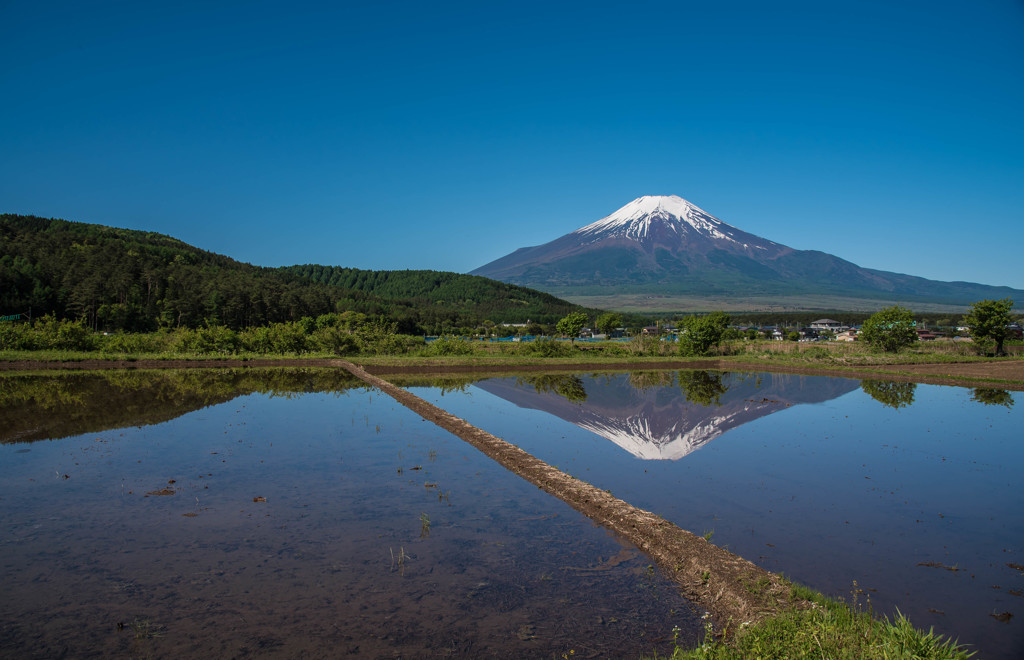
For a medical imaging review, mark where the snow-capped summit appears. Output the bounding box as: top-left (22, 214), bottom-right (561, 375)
top-left (573, 195), bottom-right (751, 245)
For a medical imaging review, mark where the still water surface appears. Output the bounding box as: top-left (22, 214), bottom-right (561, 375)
top-left (408, 370), bottom-right (1023, 659)
top-left (0, 369), bottom-right (700, 658)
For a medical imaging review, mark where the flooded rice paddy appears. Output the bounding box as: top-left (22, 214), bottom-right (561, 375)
top-left (0, 369), bottom-right (700, 659)
top-left (406, 370), bottom-right (1023, 659)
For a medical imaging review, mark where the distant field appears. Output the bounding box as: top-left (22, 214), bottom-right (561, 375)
top-left (559, 293), bottom-right (976, 314)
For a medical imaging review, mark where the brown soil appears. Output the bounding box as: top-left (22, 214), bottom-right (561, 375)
top-left (879, 360), bottom-right (1024, 384)
top-left (335, 360), bottom-right (797, 632)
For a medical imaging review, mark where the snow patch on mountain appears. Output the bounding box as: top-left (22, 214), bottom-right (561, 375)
top-left (573, 195), bottom-right (751, 245)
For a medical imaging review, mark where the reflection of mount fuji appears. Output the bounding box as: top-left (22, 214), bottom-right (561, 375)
top-left (474, 371), bottom-right (860, 460)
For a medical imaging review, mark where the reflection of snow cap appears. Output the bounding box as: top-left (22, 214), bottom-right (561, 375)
top-left (576, 405), bottom-right (765, 460)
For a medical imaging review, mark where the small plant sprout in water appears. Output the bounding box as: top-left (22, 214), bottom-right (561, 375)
top-left (702, 529), bottom-right (714, 541)
top-left (126, 618), bottom-right (165, 640)
top-left (428, 448), bottom-right (437, 462)
top-left (420, 512), bottom-right (430, 538)
top-left (390, 546), bottom-right (408, 575)
top-left (850, 579), bottom-right (872, 613)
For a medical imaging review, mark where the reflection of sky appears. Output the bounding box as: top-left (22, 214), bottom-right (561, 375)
top-left (410, 375), bottom-right (1023, 660)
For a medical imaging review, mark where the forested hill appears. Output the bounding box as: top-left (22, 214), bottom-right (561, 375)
top-left (283, 265), bottom-right (582, 324)
top-left (0, 214), bottom-right (586, 333)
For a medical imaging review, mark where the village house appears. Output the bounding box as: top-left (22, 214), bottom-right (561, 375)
top-left (810, 318), bottom-right (847, 332)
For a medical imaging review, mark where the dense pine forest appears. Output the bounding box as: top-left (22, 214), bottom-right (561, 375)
top-left (283, 264), bottom-right (585, 330)
top-left (0, 214), bottom-right (588, 334)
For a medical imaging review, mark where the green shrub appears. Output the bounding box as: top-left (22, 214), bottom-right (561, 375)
top-left (239, 326), bottom-right (275, 353)
top-left (355, 320), bottom-right (406, 355)
top-left (311, 326), bottom-right (360, 355)
top-left (266, 321), bottom-right (309, 354)
top-left (518, 337), bottom-right (574, 357)
top-left (0, 322), bottom-right (38, 350)
top-left (99, 331), bottom-right (173, 354)
top-left (31, 315), bottom-right (98, 351)
top-left (592, 342), bottom-right (629, 357)
top-left (424, 336), bottom-right (476, 356)
top-left (170, 325), bottom-right (239, 354)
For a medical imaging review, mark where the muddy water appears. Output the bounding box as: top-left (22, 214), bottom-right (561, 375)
top-left (0, 370), bottom-right (701, 658)
top-left (408, 370), bottom-right (1024, 660)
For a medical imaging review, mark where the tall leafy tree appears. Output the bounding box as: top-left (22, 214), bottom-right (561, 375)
top-left (859, 305), bottom-right (917, 352)
top-left (678, 311), bottom-right (731, 357)
top-left (963, 298), bottom-right (1014, 356)
top-left (595, 312), bottom-right (623, 336)
top-left (556, 311), bottom-right (589, 344)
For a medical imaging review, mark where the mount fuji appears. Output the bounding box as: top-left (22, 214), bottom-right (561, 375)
top-left (471, 195), bottom-right (1023, 310)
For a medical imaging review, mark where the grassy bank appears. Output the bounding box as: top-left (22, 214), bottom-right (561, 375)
top-left (3, 338), bottom-right (1023, 389)
top-left (657, 579), bottom-right (974, 659)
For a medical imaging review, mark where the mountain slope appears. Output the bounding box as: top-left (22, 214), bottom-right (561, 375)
top-left (471, 195), bottom-right (1023, 309)
top-left (0, 213), bottom-right (586, 332)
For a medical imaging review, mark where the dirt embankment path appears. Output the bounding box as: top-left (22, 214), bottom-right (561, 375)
top-left (335, 360), bottom-right (795, 632)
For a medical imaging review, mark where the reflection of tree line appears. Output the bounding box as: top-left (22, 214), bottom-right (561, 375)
top-left (516, 375), bottom-right (589, 404)
top-left (859, 380), bottom-right (917, 409)
top-left (381, 376), bottom-right (479, 395)
top-left (514, 370), bottom-right (733, 407)
top-left (969, 387), bottom-right (1014, 408)
top-left (508, 371), bottom-right (1014, 412)
top-left (0, 368), bottom-right (364, 443)
top-left (521, 371), bottom-right (1015, 411)
top-left (860, 380), bottom-right (1014, 409)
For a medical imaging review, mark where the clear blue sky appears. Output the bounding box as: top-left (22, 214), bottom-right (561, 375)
top-left (2, 1), bottom-right (1022, 289)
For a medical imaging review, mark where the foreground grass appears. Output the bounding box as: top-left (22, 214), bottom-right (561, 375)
top-left (658, 583), bottom-right (973, 660)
